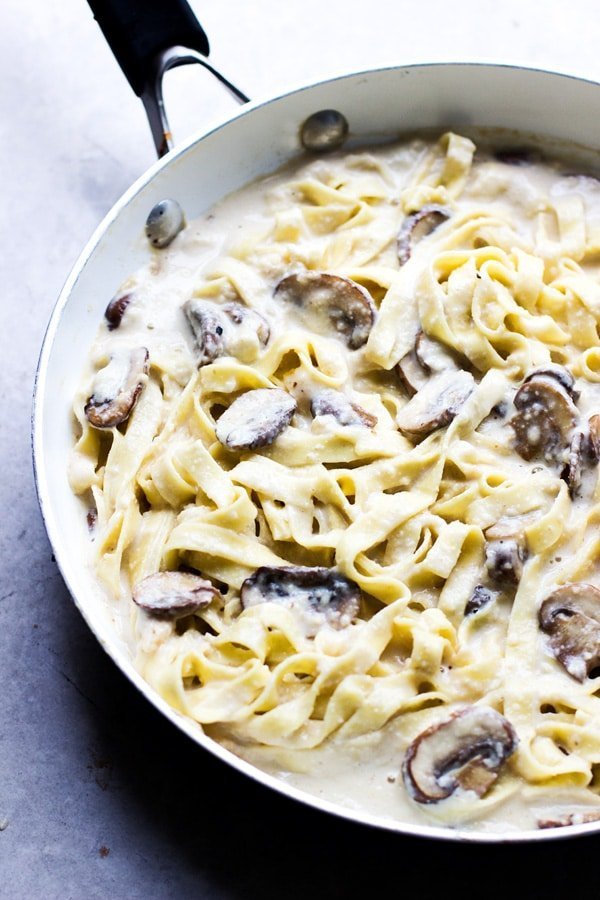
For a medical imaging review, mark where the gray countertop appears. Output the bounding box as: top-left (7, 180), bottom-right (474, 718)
top-left (4, 0), bottom-right (600, 895)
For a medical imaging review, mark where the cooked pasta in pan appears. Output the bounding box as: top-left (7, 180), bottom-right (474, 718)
top-left (70, 132), bottom-right (600, 831)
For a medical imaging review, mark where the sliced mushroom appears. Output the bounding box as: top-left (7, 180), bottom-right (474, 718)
top-left (310, 388), bottom-right (377, 428)
top-left (397, 332), bottom-right (459, 397)
top-left (184, 299), bottom-right (270, 367)
top-left (215, 388), bottom-right (296, 451)
top-left (184, 300), bottom-right (226, 365)
top-left (588, 414), bottom-right (600, 461)
top-left (414, 332), bottom-right (459, 374)
top-left (240, 565), bottom-right (360, 631)
top-left (539, 583), bottom-right (600, 681)
top-left (561, 429), bottom-right (585, 498)
top-left (510, 375), bottom-right (578, 463)
top-left (146, 198), bottom-right (184, 248)
top-left (84, 347), bottom-right (149, 429)
top-left (538, 811), bottom-right (600, 829)
top-left (396, 370), bottom-right (475, 438)
top-left (397, 348), bottom-right (429, 397)
top-left (523, 364), bottom-right (579, 401)
top-left (222, 302), bottom-right (270, 344)
top-left (397, 205), bottom-right (451, 266)
top-left (104, 292), bottom-right (133, 330)
top-left (274, 272), bottom-right (375, 349)
top-left (484, 518), bottom-right (529, 586)
top-left (490, 401), bottom-right (508, 420)
top-left (485, 539), bottom-right (526, 586)
top-left (133, 571), bottom-right (218, 619)
top-left (402, 706), bottom-right (518, 804)
top-left (464, 585), bottom-right (495, 617)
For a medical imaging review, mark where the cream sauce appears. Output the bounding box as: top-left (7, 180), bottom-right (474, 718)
top-left (71, 132), bottom-right (600, 834)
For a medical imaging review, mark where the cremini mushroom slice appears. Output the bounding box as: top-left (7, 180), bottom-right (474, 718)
top-left (310, 388), bottom-right (377, 428)
top-left (397, 204), bottom-right (451, 266)
top-left (397, 348), bottom-right (429, 397)
top-left (222, 302), bottom-right (270, 344)
top-left (84, 347), bottom-right (149, 429)
top-left (184, 299), bottom-right (227, 365)
top-left (215, 388), bottom-right (296, 451)
top-left (402, 706), bottom-right (518, 804)
top-left (104, 292), bottom-right (133, 331)
top-left (538, 811), bottom-right (600, 829)
top-left (274, 272), bottom-right (375, 349)
top-left (396, 370), bottom-right (475, 438)
top-left (484, 518), bottom-right (529, 586)
top-left (414, 332), bottom-right (460, 374)
top-left (588, 414), bottom-right (600, 461)
top-left (184, 299), bottom-right (270, 366)
top-left (133, 571), bottom-right (218, 619)
top-left (561, 429), bottom-right (585, 498)
top-left (523, 364), bottom-right (579, 401)
top-left (539, 583), bottom-right (600, 681)
top-left (485, 539), bottom-right (526, 586)
top-left (397, 331), bottom-right (459, 398)
top-left (464, 585), bottom-right (495, 616)
top-left (240, 565), bottom-right (360, 631)
top-left (510, 375), bottom-right (578, 463)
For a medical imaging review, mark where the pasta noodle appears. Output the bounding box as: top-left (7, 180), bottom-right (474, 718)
top-left (70, 132), bottom-right (600, 831)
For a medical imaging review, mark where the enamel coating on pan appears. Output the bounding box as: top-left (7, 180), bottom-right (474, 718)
top-left (32, 63), bottom-right (600, 843)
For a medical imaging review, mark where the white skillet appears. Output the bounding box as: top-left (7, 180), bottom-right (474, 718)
top-left (32, 0), bottom-right (600, 842)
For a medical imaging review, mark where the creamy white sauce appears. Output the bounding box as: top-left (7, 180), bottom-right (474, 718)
top-left (73, 132), bottom-right (600, 835)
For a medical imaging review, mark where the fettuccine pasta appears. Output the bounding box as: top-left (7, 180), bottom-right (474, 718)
top-left (70, 132), bottom-right (600, 831)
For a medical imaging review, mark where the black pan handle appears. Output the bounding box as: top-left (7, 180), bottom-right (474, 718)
top-left (87, 0), bottom-right (210, 97)
top-left (87, 0), bottom-right (249, 157)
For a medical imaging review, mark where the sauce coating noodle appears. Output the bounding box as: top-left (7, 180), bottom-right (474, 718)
top-left (70, 133), bottom-right (600, 831)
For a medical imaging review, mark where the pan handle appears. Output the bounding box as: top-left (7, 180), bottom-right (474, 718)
top-left (87, 0), bottom-right (249, 157)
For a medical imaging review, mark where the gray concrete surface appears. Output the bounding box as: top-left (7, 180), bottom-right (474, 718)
top-left (3, 0), bottom-right (600, 896)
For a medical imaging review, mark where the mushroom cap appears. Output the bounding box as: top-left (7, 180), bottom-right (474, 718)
top-left (132, 571), bottom-right (218, 618)
top-left (538, 811), bottom-right (600, 829)
top-left (215, 388), bottom-right (296, 451)
top-left (588, 414), bottom-right (600, 462)
top-left (310, 388), bottom-right (377, 428)
top-left (523, 364), bottom-right (579, 401)
top-left (85, 347), bottom-right (149, 429)
top-left (274, 272), bottom-right (375, 349)
top-left (397, 348), bottom-right (429, 397)
top-left (484, 518), bottom-right (530, 587)
top-left (184, 299), bottom-right (227, 365)
top-left (222, 303), bottom-right (270, 346)
top-left (511, 375), bottom-right (578, 462)
top-left (240, 565), bottom-right (360, 631)
top-left (397, 332), bottom-right (459, 398)
top-left (485, 538), bottom-right (527, 586)
top-left (414, 332), bottom-right (459, 374)
top-left (397, 205), bottom-right (451, 266)
top-left (104, 292), bottom-right (133, 331)
top-left (396, 370), bottom-right (475, 438)
top-left (539, 583), bottom-right (600, 681)
top-left (402, 706), bottom-right (518, 804)
top-left (561, 429), bottom-right (586, 498)
top-left (184, 299), bottom-right (269, 367)
top-left (464, 585), bottom-right (495, 617)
